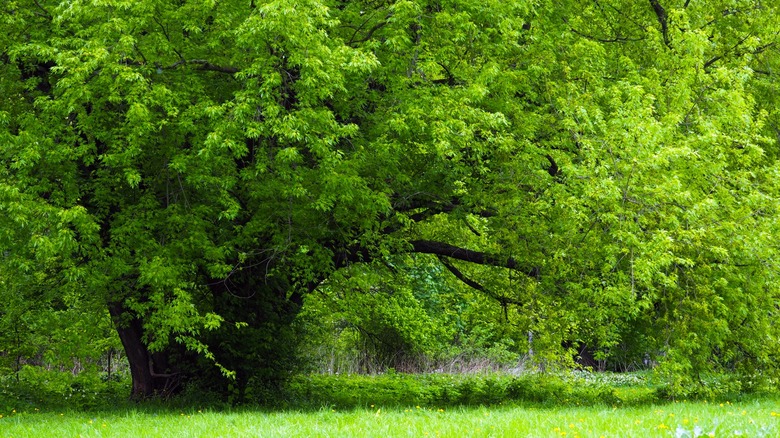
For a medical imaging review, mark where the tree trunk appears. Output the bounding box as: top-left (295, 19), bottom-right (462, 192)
top-left (108, 302), bottom-right (157, 399)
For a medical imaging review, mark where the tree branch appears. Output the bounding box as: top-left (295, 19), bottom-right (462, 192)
top-left (165, 59), bottom-right (239, 74)
top-left (648, 0), bottom-right (670, 47)
top-left (392, 195), bottom-right (496, 218)
top-left (348, 13), bottom-right (392, 46)
top-left (32, 0), bottom-right (52, 20)
top-left (563, 18), bottom-right (643, 44)
top-left (153, 16), bottom-right (185, 62)
top-left (411, 240), bottom-right (539, 278)
top-left (437, 256), bottom-right (524, 306)
top-left (703, 33), bottom-right (754, 69)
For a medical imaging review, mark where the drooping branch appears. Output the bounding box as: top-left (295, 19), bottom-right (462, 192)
top-left (153, 16), bottom-right (185, 62)
top-left (703, 33), bottom-right (754, 70)
top-left (347, 13), bottom-right (392, 46)
top-left (705, 40), bottom-right (777, 70)
top-left (381, 196), bottom-right (497, 235)
top-left (32, 0), bottom-right (53, 20)
top-left (648, 0), bottom-right (670, 47)
top-left (411, 240), bottom-right (515, 268)
top-left (545, 154), bottom-right (561, 177)
top-left (437, 256), bottom-right (524, 306)
top-left (464, 219), bottom-right (482, 237)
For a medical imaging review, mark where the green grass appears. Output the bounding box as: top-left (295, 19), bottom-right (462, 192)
top-left (2, 398), bottom-right (779, 437)
top-left (2, 370), bottom-right (778, 436)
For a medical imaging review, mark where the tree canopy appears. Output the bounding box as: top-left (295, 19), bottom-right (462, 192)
top-left (2, 0), bottom-right (780, 398)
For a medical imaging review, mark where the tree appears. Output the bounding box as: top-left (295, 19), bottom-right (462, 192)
top-left (2, 0), bottom-right (779, 399)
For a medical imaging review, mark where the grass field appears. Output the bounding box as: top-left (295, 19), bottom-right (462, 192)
top-left (2, 397), bottom-right (779, 437)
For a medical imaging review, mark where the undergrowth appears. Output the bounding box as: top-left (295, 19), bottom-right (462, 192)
top-left (0, 367), bottom-right (129, 412)
top-left (280, 371), bottom-right (645, 409)
top-left (2, 365), bottom-right (772, 412)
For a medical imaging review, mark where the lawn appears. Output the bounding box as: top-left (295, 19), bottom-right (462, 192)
top-left (2, 398), bottom-right (779, 437)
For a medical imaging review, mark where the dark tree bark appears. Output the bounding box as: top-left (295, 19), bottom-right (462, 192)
top-left (410, 239), bottom-right (539, 278)
top-left (109, 302), bottom-right (180, 399)
top-left (108, 302), bottom-right (156, 399)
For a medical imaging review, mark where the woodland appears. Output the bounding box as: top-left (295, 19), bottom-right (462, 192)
top-left (1, 0), bottom-right (780, 403)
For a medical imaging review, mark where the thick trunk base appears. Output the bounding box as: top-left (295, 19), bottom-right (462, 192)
top-left (109, 303), bottom-right (179, 399)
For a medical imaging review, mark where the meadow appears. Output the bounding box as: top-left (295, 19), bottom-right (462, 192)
top-left (2, 398), bottom-right (779, 437)
top-left (3, 369), bottom-right (779, 437)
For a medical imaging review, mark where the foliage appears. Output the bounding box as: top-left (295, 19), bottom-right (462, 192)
top-left (0, 366), bottom-right (129, 412)
top-left (2, 0), bottom-right (780, 398)
top-left (0, 292), bottom-right (120, 379)
top-left (296, 256), bottom-right (527, 374)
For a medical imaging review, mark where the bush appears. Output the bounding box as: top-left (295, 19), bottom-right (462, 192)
top-left (0, 366), bottom-right (130, 411)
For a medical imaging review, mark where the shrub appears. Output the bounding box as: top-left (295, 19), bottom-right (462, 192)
top-left (0, 366), bottom-right (129, 411)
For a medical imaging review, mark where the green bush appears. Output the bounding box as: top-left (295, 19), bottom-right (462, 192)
top-left (0, 366), bottom-right (129, 411)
